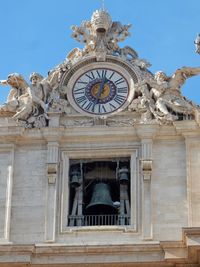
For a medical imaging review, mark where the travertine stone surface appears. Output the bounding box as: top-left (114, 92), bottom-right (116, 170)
top-left (0, 8), bottom-right (200, 267)
top-left (152, 139), bottom-right (188, 240)
top-left (184, 138), bottom-right (200, 226)
top-left (0, 147), bottom-right (13, 242)
top-left (0, 122), bottom-right (197, 246)
top-left (0, 122), bottom-right (198, 266)
top-left (10, 147), bottom-right (46, 243)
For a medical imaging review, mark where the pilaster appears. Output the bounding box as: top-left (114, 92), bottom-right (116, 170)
top-left (136, 125), bottom-right (158, 240)
top-left (0, 145), bottom-right (14, 244)
top-left (174, 121), bottom-right (200, 227)
top-left (45, 141), bottom-right (59, 242)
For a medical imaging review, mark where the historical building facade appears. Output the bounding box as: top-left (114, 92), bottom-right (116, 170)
top-left (0, 9), bottom-right (200, 267)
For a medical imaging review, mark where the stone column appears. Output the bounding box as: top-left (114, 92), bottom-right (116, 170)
top-left (45, 141), bottom-right (59, 242)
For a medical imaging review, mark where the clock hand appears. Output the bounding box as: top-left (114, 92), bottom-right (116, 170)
top-left (92, 76), bottom-right (108, 111)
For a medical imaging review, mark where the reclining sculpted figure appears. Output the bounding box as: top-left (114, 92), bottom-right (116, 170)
top-left (0, 73), bottom-right (28, 113)
top-left (145, 66), bottom-right (200, 119)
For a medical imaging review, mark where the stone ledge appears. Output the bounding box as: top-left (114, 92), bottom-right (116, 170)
top-left (0, 231), bottom-right (199, 266)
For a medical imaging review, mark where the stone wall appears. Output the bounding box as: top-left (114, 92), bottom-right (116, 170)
top-left (10, 146), bottom-right (46, 243)
top-left (152, 139), bottom-right (188, 241)
top-left (0, 122), bottom-right (199, 246)
top-left (0, 147), bottom-right (13, 241)
top-left (185, 138), bottom-right (200, 226)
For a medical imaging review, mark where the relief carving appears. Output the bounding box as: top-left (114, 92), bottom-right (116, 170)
top-left (0, 10), bottom-right (200, 128)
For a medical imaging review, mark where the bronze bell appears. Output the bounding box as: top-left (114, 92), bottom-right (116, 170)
top-left (118, 167), bottom-right (129, 184)
top-left (70, 170), bottom-right (81, 188)
top-left (86, 182), bottom-right (117, 215)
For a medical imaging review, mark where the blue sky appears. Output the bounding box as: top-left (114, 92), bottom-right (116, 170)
top-left (0, 0), bottom-right (200, 104)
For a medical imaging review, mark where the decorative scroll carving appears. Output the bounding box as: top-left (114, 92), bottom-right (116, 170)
top-left (0, 10), bottom-right (200, 128)
top-left (71, 9), bottom-right (131, 61)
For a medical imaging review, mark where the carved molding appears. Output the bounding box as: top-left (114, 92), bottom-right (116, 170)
top-left (1, 228), bottom-right (200, 266)
top-left (0, 10), bottom-right (200, 128)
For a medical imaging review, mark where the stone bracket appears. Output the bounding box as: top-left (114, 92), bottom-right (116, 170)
top-left (47, 163), bottom-right (58, 184)
top-left (141, 159), bottom-right (152, 181)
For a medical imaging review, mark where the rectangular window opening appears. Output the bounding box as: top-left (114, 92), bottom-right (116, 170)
top-left (67, 157), bottom-right (131, 227)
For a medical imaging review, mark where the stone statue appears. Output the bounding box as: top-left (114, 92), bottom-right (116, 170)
top-left (0, 73), bottom-right (28, 113)
top-left (12, 72), bottom-right (52, 121)
top-left (47, 61), bottom-right (70, 90)
top-left (144, 67), bottom-right (200, 120)
top-left (28, 72), bottom-right (50, 111)
top-left (71, 9), bottom-right (131, 61)
top-left (70, 9), bottom-right (151, 67)
top-left (128, 82), bottom-right (156, 122)
top-left (0, 72), bottom-right (54, 127)
top-left (1, 10), bottom-right (200, 128)
top-left (194, 34), bottom-right (200, 54)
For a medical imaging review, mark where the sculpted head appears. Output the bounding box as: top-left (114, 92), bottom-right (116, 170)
top-left (29, 72), bottom-right (43, 85)
top-left (7, 73), bottom-right (27, 89)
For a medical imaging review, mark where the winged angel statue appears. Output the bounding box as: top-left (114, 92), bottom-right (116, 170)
top-left (129, 66), bottom-right (200, 122)
top-left (0, 68), bottom-right (70, 128)
top-left (0, 9), bottom-right (200, 128)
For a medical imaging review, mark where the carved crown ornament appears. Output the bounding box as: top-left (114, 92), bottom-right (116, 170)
top-left (0, 10), bottom-right (200, 128)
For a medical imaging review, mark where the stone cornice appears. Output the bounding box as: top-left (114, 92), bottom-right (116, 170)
top-left (0, 229), bottom-right (199, 266)
top-left (0, 121), bottom-right (199, 144)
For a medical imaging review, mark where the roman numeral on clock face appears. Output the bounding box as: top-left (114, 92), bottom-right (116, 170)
top-left (85, 101), bottom-right (93, 111)
top-left (117, 87), bottom-right (128, 94)
top-left (76, 95), bottom-right (87, 104)
top-left (113, 94), bottom-right (126, 105)
top-left (114, 77), bottom-right (125, 86)
top-left (73, 87), bottom-right (85, 95)
top-left (85, 71), bottom-right (95, 80)
top-left (98, 104), bottom-right (107, 113)
top-left (72, 67), bottom-right (130, 115)
top-left (96, 69), bottom-right (108, 78)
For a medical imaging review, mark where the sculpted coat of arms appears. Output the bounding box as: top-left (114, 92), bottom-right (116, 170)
top-left (1, 9), bottom-right (200, 128)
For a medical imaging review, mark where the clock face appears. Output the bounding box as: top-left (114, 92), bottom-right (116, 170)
top-left (71, 68), bottom-right (129, 116)
top-left (64, 61), bottom-right (136, 117)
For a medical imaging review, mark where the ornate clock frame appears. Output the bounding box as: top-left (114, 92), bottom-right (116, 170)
top-left (60, 56), bottom-right (140, 117)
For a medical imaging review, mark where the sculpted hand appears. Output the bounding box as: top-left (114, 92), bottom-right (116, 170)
top-left (0, 80), bottom-right (8, 86)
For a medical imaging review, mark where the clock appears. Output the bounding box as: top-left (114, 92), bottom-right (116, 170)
top-left (64, 61), bottom-right (136, 117)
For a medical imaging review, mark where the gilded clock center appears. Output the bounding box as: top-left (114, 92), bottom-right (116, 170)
top-left (85, 77), bottom-right (117, 104)
top-left (91, 83), bottom-right (111, 100)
